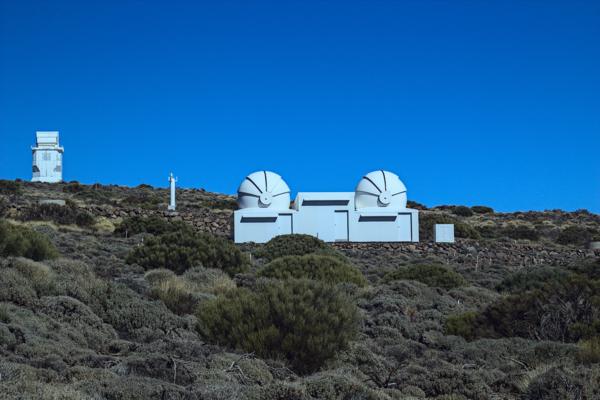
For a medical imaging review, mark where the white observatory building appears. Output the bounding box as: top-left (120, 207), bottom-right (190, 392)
top-left (234, 170), bottom-right (419, 243)
top-left (32, 131), bottom-right (63, 183)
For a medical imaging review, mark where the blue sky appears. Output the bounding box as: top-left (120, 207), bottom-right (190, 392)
top-left (1, 0), bottom-right (598, 212)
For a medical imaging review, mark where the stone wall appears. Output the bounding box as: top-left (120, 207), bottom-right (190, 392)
top-left (82, 204), bottom-right (234, 237)
top-left (333, 241), bottom-right (599, 267)
top-left (8, 203), bottom-right (234, 237)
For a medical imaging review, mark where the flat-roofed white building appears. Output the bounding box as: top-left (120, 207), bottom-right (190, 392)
top-left (32, 131), bottom-right (64, 183)
top-left (234, 170), bottom-right (419, 243)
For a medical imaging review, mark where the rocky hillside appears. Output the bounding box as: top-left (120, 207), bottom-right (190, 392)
top-left (0, 179), bottom-right (599, 399)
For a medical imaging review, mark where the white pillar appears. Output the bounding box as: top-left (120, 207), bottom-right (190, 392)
top-left (168, 172), bottom-right (177, 211)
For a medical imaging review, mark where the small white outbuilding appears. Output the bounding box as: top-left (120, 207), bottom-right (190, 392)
top-left (434, 224), bottom-right (455, 243)
top-left (32, 131), bottom-right (63, 183)
top-left (234, 170), bottom-right (419, 243)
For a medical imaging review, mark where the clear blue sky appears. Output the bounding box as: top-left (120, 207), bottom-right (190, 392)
top-left (1, 0), bottom-right (598, 212)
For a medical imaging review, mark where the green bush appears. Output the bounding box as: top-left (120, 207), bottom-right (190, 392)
top-left (419, 214), bottom-right (481, 241)
top-left (385, 264), bottom-right (466, 289)
top-left (256, 234), bottom-right (329, 261)
top-left (0, 180), bottom-right (22, 195)
top-left (196, 279), bottom-right (359, 374)
top-left (114, 216), bottom-right (192, 237)
top-left (258, 254), bottom-right (367, 286)
top-left (471, 205), bottom-right (494, 214)
top-left (0, 220), bottom-right (58, 260)
top-left (556, 226), bottom-right (594, 247)
top-left (502, 224), bottom-right (540, 241)
top-left (20, 203), bottom-right (95, 227)
top-left (126, 229), bottom-right (250, 276)
top-left (445, 312), bottom-right (478, 341)
top-left (452, 206), bottom-right (473, 217)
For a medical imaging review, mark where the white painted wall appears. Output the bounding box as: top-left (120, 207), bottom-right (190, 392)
top-left (32, 131), bottom-right (63, 183)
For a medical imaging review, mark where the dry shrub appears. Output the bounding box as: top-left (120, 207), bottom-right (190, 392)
top-left (9, 257), bottom-right (55, 296)
top-left (146, 266), bottom-right (235, 315)
top-left (0, 268), bottom-right (37, 306)
top-left (144, 268), bottom-right (176, 285)
top-left (150, 276), bottom-right (200, 315)
top-left (182, 266), bottom-right (236, 296)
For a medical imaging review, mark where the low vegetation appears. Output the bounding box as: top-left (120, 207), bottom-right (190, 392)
top-left (1, 180), bottom-right (599, 399)
top-left (419, 213), bottom-right (481, 241)
top-left (496, 266), bottom-right (570, 293)
top-left (0, 179), bottom-right (22, 195)
top-left (0, 197), bottom-right (8, 218)
top-left (256, 234), bottom-right (331, 261)
top-left (196, 279), bottom-right (360, 374)
top-left (386, 263), bottom-right (466, 289)
top-left (258, 254), bottom-right (367, 286)
top-left (20, 202), bottom-right (95, 227)
top-left (501, 224), bottom-right (540, 241)
top-left (114, 216), bottom-right (192, 237)
top-left (556, 225), bottom-right (595, 246)
top-left (126, 229), bottom-right (250, 275)
top-left (447, 260), bottom-right (600, 343)
top-left (0, 220), bottom-right (58, 260)
top-left (145, 266), bottom-right (235, 315)
top-left (471, 205), bottom-right (494, 214)
top-left (120, 192), bottom-right (162, 210)
top-left (452, 206), bottom-right (474, 217)
top-left (198, 197), bottom-right (238, 210)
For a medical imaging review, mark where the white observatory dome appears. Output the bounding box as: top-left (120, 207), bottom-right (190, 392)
top-left (355, 170), bottom-right (407, 209)
top-left (237, 171), bottom-right (291, 210)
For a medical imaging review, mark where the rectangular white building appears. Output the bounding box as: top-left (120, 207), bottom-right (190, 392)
top-left (32, 131), bottom-right (64, 183)
top-left (234, 170), bottom-right (419, 243)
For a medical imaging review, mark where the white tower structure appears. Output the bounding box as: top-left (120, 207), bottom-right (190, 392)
top-left (32, 131), bottom-right (63, 183)
top-left (234, 170), bottom-right (419, 243)
top-left (168, 172), bottom-right (177, 211)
